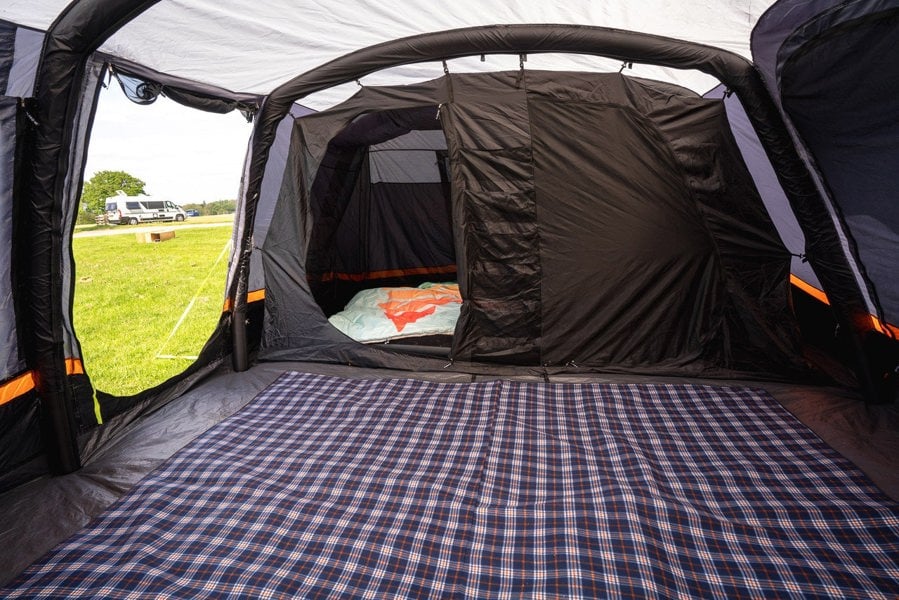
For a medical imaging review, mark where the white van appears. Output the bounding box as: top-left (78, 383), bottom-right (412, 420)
top-left (104, 191), bottom-right (187, 225)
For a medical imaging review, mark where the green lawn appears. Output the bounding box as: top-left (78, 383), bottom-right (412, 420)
top-left (73, 225), bottom-right (232, 396)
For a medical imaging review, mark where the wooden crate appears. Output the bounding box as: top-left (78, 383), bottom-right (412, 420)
top-left (135, 229), bottom-right (176, 243)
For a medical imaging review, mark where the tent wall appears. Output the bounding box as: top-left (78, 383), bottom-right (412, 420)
top-left (19, 0), bottom-right (161, 474)
top-left (305, 107), bottom-right (455, 315)
top-left (776, 5), bottom-right (899, 329)
top-left (705, 84), bottom-right (816, 291)
top-left (244, 104), bottom-right (315, 299)
top-left (0, 96), bottom-right (23, 382)
top-left (752, 0), bottom-right (899, 400)
top-left (449, 71), bottom-right (802, 369)
top-left (0, 95), bottom-right (43, 487)
top-left (0, 18), bottom-right (103, 484)
top-left (1, 21), bottom-right (42, 98)
top-left (0, 22), bottom-right (44, 485)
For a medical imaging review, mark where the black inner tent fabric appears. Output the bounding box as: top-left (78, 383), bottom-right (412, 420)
top-left (443, 72), bottom-right (802, 372)
top-left (268, 71), bottom-right (808, 378)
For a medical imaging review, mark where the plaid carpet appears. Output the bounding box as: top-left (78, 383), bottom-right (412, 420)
top-left (6, 372), bottom-right (898, 598)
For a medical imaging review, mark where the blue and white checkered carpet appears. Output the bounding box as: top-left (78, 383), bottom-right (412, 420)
top-left (6, 372), bottom-right (898, 598)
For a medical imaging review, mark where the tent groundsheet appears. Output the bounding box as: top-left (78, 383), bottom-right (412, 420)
top-left (4, 371), bottom-right (898, 598)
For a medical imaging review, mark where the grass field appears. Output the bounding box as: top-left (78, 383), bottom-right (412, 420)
top-left (73, 222), bottom-right (232, 396)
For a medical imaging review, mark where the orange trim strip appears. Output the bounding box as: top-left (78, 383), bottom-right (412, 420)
top-left (790, 274), bottom-right (829, 305)
top-left (871, 316), bottom-right (899, 338)
top-left (65, 358), bottom-right (84, 376)
top-left (0, 358), bottom-right (85, 407)
top-left (223, 288), bottom-right (266, 312)
top-left (790, 275), bottom-right (898, 338)
top-left (0, 371), bottom-right (36, 407)
top-left (318, 265), bottom-right (458, 283)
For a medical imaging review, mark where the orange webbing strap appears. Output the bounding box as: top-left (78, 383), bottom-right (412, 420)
top-left (318, 265), bottom-right (458, 283)
top-left (223, 288), bottom-right (266, 313)
top-left (0, 358), bottom-right (86, 407)
top-left (790, 274), bottom-right (898, 338)
top-left (0, 371), bottom-right (35, 407)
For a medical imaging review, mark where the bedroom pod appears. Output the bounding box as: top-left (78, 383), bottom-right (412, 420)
top-left (263, 70), bottom-right (808, 379)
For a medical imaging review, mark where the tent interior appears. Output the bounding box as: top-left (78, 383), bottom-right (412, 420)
top-left (277, 70), bottom-right (807, 376)
top-left (0, 0), bottom-right (897, 596)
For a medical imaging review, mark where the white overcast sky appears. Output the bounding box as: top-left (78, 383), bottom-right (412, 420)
top-left (83, 81), bottom-right (254, 204)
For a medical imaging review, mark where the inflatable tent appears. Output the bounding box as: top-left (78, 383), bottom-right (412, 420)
top-left (0, 1), bottom-right (897, 595)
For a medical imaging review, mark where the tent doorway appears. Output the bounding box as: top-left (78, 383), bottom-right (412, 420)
top-left (305, 106), bottom-right (459, 350)
top-left (73, 81), bottom-right (247, 396)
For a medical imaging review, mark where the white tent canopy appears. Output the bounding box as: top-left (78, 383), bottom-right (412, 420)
top-left (2, 1), bottom-right (775, 106)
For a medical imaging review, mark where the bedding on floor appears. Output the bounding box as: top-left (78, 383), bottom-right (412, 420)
top-left (5, 373), bottom-right (898, 598)
top-left (328, 282), bottom-right (461, 343)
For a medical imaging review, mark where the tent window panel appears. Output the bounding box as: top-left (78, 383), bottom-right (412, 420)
top-left (369, 150), bottom-right (440, 184)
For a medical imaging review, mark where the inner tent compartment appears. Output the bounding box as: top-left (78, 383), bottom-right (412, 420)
top-left (306, 104), bottom-right (456, 318)
top-left (267, 70), bottom-right (806, 377)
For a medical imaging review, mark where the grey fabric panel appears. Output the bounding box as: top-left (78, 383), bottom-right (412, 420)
top-left (0, 97), bottom-right (23, 380)
top-left (0, 22), bottom-right (12, 94)
top-left (60, 60), bottom-right (104, 365)
top-left (750, 0), bottom-right (833, 88)
top-left (248, 104), bottom-right (313, 293)
top-left (7, 27), bottom-right (42, 98)
top-left (369, 149), bottom-right (440, 184)
top-left (369, 129), bottom-right (446, 185)
top-left (373, 129), bottom-right (446, 152)
top-left (706, 84), bottom-right (819, 290)
top-left (777, 7), bottom-right (899, 326)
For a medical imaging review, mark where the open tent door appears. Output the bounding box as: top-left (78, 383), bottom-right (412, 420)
top-left (304, 106), bottom-right (456, 316)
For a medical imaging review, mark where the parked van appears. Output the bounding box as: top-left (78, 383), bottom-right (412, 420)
top-left (104, 191), bottom-right (187, 225)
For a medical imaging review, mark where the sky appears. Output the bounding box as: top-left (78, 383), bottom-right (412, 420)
top-left (83, 81), bottom-right (254, 205)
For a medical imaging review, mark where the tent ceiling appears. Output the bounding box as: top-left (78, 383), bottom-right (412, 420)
top-left (1, 1), bottom-right (777, 107)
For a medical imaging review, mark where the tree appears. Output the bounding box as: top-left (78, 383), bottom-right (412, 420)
top-left (81, 170), bottom-right (146, 214)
